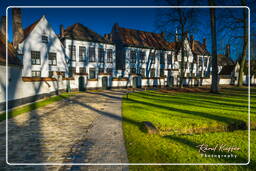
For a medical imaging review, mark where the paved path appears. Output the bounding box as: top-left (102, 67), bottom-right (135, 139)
top-left (0, 90), bottom-right (129, 171)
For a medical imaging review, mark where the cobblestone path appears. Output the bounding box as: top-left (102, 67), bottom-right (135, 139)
top-left (0, 90), bottom-right (129, 171)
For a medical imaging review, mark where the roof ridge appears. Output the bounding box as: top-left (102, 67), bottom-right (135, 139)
top-left (21, 16), bottom-right (43, 43)
top-left (118, 25), bottom-right (162, 36)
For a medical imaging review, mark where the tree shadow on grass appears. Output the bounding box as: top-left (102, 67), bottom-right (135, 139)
top-left (146, 91), bottom-right (253, 110)
top-left (125, 97), bottom-right (247, 131)
top-left (133, 92), bottom-right (251, 114)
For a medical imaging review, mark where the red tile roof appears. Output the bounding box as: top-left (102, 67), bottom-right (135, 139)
top-left (63, 23), bottom-right (111, 44)
top-left (0, 32), bottom-right (21, 66)
top-left (111, 24), bottom-right (171, 50)
top-left (217, 54), bottom-right (234, 66)
top-left (20, 17), bottom-right (41, 43)
top-left (192, 40), bottom-right (210, 56)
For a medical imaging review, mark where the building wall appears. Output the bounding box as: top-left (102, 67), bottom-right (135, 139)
top-left (123, 46), bottom-right (169, 78)
top-left (0, 65), bottom-right (68, 110)
top-left (0, 65), bottom-right (6, 104)
top-left (63, 39), bottom-right (116, 76)
top-left (17, 16), bottom-right (68, 78)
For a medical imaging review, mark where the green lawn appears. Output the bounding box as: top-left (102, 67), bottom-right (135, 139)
top-left (0, 92), bottom-right (76, 122)
top-left (122, 87), bottom-right (255, 170)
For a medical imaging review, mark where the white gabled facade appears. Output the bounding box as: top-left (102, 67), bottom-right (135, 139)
top-left (63, 39), bottom-right (116, 76)
top-left (62, 38), bottom-right (116, 89)
top-left (17, 16), bottom-right (68, 78)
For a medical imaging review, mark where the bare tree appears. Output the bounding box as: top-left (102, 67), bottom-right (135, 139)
top-left (209, 0), bottom-right (219, 93)
top-left (156, 0), bottom-right (199, 88)
top-left (238, 0), bottom-right (249, 86)
top-left (215, 0), bottom-right (255, 86)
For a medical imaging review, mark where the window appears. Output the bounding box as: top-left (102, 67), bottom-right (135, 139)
top-left (32, 71), bottom-right (41, 77)
top-left (168, 70), bottom-right (172, 77)
top-left (160, 69), bottom-right (165, 77)
top-left (49, 71), bottom-right (54, 78)
top-left (79, 67), bottom-right (86, 74)
top-left (69, 45), bottom-right (76, 61)
top-left (185, 62), bottom-right (188, 68)
top-left (174, 55), bottom-right (178, 61)
top-left (56, 71), bottom-right (65, 78)
top-left (130, 68), bottom-right (136, 74)
top-left (149, 52), bottom-right (155, 64)
top-left (79, 46), bottom-right (86, 62)
top-left (48, 52), bottom-right (57, 66)
top-left (198, 71), bottom-right (202, 77)
top-left (150, 69), bottom-right (155, 77)
top-left (98, 48), bottom-right (105, 63)
top-left (42, 35), bottom-right (48, 43)
top-left (204, 58), bottom-right (208, 67)
top-left (190, 63), bottom-right (193, 70)
top-left (130, 50), bottom-right (136, 63)
top-left (89, 47), bottom-right (96, 62)
top-left (69, 67), bottom-right (76, 75)
top-left (107, 49), bottom-right (113, 63)
top-left (140, 68), bottom-right (145, 77)
top-left (167, 54), bottom-right (172, 64)
top-left (140, 51), bottom-right (145, 63)
top-left (89, 68), bottom-right (96, 79)
top-left (99, 68), bottom-right (104, 73)
top-left (31, 51), bottom-right (40, 65)
top-left (107, 68), bottom-right (112, 74)
top-left (185, 51), bottom-right (189, 57)
top-left (160, 53), bottom-right (165, 64)
top-left (199, 57), bottom-right (203, 66)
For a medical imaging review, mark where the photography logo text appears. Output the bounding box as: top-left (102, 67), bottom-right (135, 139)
top-left (196, 144), bottom-right (240, 158)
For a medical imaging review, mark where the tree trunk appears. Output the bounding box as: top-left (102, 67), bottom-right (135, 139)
top-left (238, 0), bottom-right (248, 87)
top-left (179, 25), bottom-right (185, 88)
top-left (209, 0), bottom-right (219, 93)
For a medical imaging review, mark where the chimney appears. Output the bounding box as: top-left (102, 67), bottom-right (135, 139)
top-left (190, 35), bottom-right (194, 51)
top-left (0, 16), bottom-right (6, 36)
top-left (160, 32), bottom-right (165, 39)
top-left (112, 23), bottom-right (119, 33)
top-left (175, 28), bottom-right (179, 42)
top-left (60, 24), bottom-right (64, 38)
top-left (12, 8), bottom-right (24, 49)
top-left (104, 33), bottom-right (112, 42)
top-left (203, 38), bottom-right (206, 48)
top-left (184, 32), bottom-right (189, 39)
top-left (225, 44), bottom-right (231, 58)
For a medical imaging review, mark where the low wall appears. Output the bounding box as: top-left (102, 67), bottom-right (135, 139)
top-left (0, 65), bottom-right (68, 110)
top-left (1, 65), bottom-right (255, 110)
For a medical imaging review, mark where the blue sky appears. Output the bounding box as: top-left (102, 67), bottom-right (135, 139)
top-left (6, 8), bottom-right (158, 39)
top-left (1, 0), bottom-right (254, 60)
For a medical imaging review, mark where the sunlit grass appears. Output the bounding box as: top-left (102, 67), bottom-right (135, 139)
top-left (122, 87), bottom-right (255, 170)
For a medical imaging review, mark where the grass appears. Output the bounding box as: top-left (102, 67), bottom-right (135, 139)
top-left (0, 92), bottom-right (75, 122)
top-left (122, 87), bottom-right (255, 170)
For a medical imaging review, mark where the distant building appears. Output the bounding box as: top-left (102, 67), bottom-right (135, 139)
top-left (108, 23), bottom-right (211, 87)
top-left (60, 23), bottom-right (116, 90)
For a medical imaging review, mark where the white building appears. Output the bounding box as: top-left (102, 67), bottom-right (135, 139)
top-left (16, 15), bottom-right (68, 79)
top-left (109, 24), bottom-right (211, 88)
top-left (0, 9), bottom-right (69, 110)
top-left (60, 23), bottom-right (116, 90)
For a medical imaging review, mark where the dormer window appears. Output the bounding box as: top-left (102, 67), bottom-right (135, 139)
top-left (42, 35), bottom-right (48, 43)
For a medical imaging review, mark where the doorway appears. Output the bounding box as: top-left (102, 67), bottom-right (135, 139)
top-left (78, 76), bottom-right (85, 91)
top-left (102, 77), bottom-right (108, 90)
